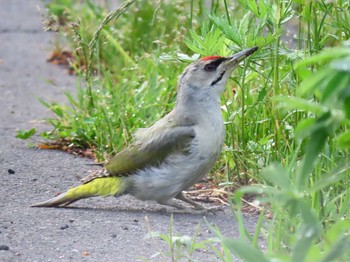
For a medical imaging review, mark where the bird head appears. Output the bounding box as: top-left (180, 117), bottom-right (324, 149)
top-left (178, 47), bottom-right (258, 97)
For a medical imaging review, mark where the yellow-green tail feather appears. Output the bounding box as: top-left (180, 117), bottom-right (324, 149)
top-left (31, 177), bottom-right (127, 207)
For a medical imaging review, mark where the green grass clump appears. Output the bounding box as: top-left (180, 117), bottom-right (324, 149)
top-left (16, 0), bottom-right (350, 260)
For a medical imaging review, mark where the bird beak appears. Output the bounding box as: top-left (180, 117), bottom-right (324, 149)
top-left (225, 46), bottom-right (258, 67)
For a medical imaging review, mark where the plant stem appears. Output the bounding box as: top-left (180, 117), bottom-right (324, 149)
top-left (223, 0), bottom-right (231, 25)
top-left (273, 0), bottom-right (282, 157)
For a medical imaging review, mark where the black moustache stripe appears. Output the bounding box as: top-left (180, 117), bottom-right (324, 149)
top-left (211, 71), bottom-right (225, 86)
top-left (207, 57), bottom-right (227, 67)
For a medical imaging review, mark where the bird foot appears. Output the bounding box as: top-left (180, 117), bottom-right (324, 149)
top-left (161, 205), bottom-right (225, 215)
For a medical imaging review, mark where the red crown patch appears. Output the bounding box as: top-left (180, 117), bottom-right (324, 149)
top-left (201, 55), bottom-right (223, 61)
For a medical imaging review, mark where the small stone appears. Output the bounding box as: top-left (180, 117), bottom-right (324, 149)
top-left (133, 219), bottom-right (139, 223)
top-left (8, 169), bottom-right (15, 174)
top-left (0, 245), bottom-right (9, 251)
top-left (111, 233), bottom-right (117, 238)
top-left (122, 226), bottom-right (128, 230)
top-left (60, 224), bottom-right (69, 230)
top-left (69, 219), bottom-right (75, 223)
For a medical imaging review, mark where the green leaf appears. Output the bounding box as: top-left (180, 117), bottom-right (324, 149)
top-left (321, 235), bottom-right (350, 262)
top-left (238, 13), bottom-right (250, 39)
top-left (321, 71), bottom-right (350, 106)
top-left (292, 232), bottom-right (316, 262)
top-left (222, 239), bottom-right (270, 262)
top-left (16, 128), bottom-right (36, 140)
top-left (39, 98), bottom-right (66, 118)
top-left (310, 163), bottom-right (350, 193)
top-left (296, 65), bottom-right (312, 81)
top-left (205, 222), bottom-right (233, 261)
top-left (294, 118), bottom-right (316, 140)
top-left (238, 185), bottom-right (274, 196)
top-left (210, 15), bottom-right (243, 46)
top-left (257, 87), bottom-right (267, 102)
top-left (262, 163), bottom-right (291, 190)
top-left (292, 202), bottom-right (321, 262)
top-left (297, 68), bottom-right (331, 97)
top-left (324, 219), bottom-right (350, 245)
top-left (295, 48), bottom-right (350, 69)
top-left (231, 193), bottom-right (254, 242)
top-left (257, 1), bottom-right (267, 17)
top-left (297, 112), bottom-right (332, 190)
top-left (344, 94), bottom-right (350, 119)
top-left (275, 96), bottom-right (327, 114)
top-left (337, 131), bottom-right (350, 149)
top-left (245, 0), bottom-right (259, 17)
top-left (103, 29), bottom-right (135, 65)
top-left (144, 231), bottom-right (161, 239)
top-left (184, 28), bottom-right (226, 56)
top-left (255, 33), bottom-right (277, 47)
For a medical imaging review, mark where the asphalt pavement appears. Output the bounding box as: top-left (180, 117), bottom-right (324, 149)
top-left (0, 1), bottom-right (260, 261)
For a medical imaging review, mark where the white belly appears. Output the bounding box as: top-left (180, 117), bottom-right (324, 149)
top-left (128, 116), bottom-right (225, 202)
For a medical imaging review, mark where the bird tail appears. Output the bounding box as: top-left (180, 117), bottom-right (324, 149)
top-left (31, 177), bottom-right (127, 207)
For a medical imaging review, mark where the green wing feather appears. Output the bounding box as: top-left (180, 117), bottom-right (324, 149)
top-left (105, 125), bottom-right (195, 175)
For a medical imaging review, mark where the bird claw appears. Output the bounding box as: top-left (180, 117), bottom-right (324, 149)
top-left (206, 206), bottom-right (225, 214)
top-left (161, 205), bottom-right (225, 215)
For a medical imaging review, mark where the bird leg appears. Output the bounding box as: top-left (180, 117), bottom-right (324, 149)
top-left (176, 192), bottom-right (224, 214)
top-left (157, 192), bottom-right (224, 214)
top-left (175, 192), bottom-right (205, 210)
top-left (157, 198), bottom-right (189, 210)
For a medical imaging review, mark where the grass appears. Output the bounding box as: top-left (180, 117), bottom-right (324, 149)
top-left (17, 0), bottom-right (350, 260)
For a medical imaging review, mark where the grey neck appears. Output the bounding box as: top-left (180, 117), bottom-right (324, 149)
top-left (173, 84), bottom-right (222, 124)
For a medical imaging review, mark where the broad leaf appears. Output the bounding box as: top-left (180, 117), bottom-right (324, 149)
top-left (16, 128), bottom-right (36, 140)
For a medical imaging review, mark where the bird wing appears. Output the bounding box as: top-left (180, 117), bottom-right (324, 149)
top-left (104, 125), bottom-right (195, 176)
top-left (32, 126), bottom-right (196, 206)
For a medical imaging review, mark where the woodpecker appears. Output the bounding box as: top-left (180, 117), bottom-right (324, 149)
top-left (32, 47), bottom-right (258, 213)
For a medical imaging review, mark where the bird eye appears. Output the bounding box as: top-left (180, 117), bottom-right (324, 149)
top-left (204, 64), bottom-right (216, 71)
